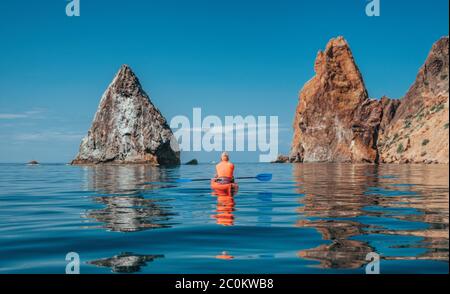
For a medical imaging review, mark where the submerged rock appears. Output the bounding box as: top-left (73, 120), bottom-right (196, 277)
top-left (380, 36), bottom-right (449, 164)
top-left (71, 65), bottom-right (180, 166)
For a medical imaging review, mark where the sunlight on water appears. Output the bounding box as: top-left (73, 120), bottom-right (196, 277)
top-left (0, 163), bottom-right (448, 273)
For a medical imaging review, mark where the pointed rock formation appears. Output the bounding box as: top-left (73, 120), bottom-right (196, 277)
top-left (379, 36), bottom-right (449, 163)
top-left (72, 65), bottom-right (180, 165)
top-left (290, 36), bottom-right (383, 163)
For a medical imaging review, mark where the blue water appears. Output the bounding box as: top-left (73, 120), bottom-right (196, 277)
top-left (0, 163), bottom-right (448, 274)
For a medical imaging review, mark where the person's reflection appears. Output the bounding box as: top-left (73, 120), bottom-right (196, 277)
top-left (212, 189), bottom-right (236, 226)
top-left (216, 251), bottom-right (234, 260)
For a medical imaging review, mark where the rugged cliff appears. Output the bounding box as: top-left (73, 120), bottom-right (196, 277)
top-left (291, 37), bottom-right (388, 163)
top-left (72, 65), bottom-right (180, 165)
top-left (379, 36), bottom-right (449, 163)
top-left (289, 36), bottom-right (448, 164)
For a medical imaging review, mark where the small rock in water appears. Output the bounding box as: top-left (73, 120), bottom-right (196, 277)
top-left (185, 159), bottom-right (198, 165)
top-left (271, 155), bottom-right (290, 163)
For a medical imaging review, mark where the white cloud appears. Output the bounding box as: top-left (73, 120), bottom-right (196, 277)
top-left (13, 131), bottom-right (84, 142)
top-left (0, 109), bottom-right (46, 120)
top-left (0, 113), bottom-right (28, 119)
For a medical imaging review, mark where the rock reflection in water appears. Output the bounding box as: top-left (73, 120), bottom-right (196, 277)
top-left (82, 165), bottom-right (176, 232)
top-left (82, 165), bottom-right (171, 194)
top-left (294, 164), bottom-right (449, 268)
top-left (366, 165), bottom-right (449, 262)
top-left (89, 252), bottom-right (164, 273)
top-left (294, 164), bottom-right (378, 269)
top-left (297, 220), bottom-right (374, 268)
top-left (298, 239), bottom-right (373, 269)
top-left (86, 196), bottom-right (173, 232)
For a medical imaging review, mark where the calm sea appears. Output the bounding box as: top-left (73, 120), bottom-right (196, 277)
top-left (0, 163), bottom-right (448, 273)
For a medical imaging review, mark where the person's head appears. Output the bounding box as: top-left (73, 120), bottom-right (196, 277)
top-left (221, 152), bottom-right (230, 162)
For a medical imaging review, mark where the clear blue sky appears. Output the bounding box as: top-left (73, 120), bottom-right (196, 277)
top-left (0, 0), bottom-right (448, 163)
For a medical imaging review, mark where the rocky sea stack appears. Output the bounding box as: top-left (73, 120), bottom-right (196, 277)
top-left (71, 65), bottom-right (180, 166)
top-left (289, 36), bottom-right (449, 164)
top-left (291, 37), bottom-right (389, 163)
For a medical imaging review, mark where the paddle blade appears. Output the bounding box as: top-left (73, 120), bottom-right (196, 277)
top-left (255, 173), bottom-right (272, 182)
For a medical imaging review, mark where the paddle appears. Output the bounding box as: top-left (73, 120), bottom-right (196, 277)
top-left (175, 173), bottom-right (272, 183)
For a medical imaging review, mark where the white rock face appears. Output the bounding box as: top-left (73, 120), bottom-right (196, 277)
top-left (72, 65), bottom-right (180, 165)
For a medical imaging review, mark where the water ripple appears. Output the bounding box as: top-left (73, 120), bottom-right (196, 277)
top-left (0, 163), bottom-right (448, 273)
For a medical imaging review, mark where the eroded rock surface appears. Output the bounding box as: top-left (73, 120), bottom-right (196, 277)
top-left (379, 37), bottom-right (449, 163)
top-left (290, 36), bottom-right (448, 164)
top-left (291, 37), bottom-right (383, 163)
top-left (72, 65), bottom-right (180, 165)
